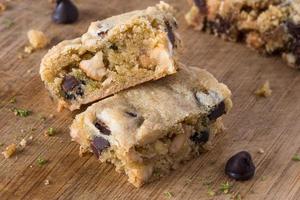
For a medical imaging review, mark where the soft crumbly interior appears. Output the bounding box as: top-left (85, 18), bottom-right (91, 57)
top-left (98, 119), bottom-right (221, 187)
top-left (52, 17), bottom-right (175, 103)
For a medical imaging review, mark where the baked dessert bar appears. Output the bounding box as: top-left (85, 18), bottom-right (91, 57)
top-left (70, 65), bottom-right (232, 187)
top-left (185, 0), bottom-right (300, 68)
top-left (40, 1), bottom-right (180, 111)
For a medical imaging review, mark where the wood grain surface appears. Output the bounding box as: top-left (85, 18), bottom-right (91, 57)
top-left (0, 0), bottom-right (300, 199)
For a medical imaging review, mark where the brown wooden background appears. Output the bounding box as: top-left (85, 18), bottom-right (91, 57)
top-left (0, 0), bottom-right (300, 199)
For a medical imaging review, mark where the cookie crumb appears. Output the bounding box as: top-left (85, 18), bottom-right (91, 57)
top-left (27, 29), bottom-right (49, 49)
top-left (24, 45), bottom-right (34, 54)
top-left (17, 54), bottom-right (25, 59)
top-left (258, 148), bottom-right (265, 154)
top-left (0, 3), bottom-right (6, 13)
top-left (2, 143), bottom-right (17, 158)
top-left (255, 81), bottom-right (272, 97)
top-left (79, 146), bottom-right (89, 157)
top-left (44, 179), bottom-right (50, 185)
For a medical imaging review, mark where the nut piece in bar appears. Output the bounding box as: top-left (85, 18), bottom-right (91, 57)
top-left (40, 1), bottom-right (180, 111)
top-left (70, 65), bottom-right (232, 187)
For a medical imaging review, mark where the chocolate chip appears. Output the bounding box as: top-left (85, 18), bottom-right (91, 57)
top-left (287, 21), bottom-right (300, 39)
top-left (52, 0), bottom-right (79, 24)
top-left (62, 75), bottom-right (80, 93)
top-left (190, 131), bottom-right (209, 144)
top-left (225, 151), bottom-right (255, 181)
top-left (208, 101), bottom-right (226, 121)
top-left (90, 136), bottom-right (110, 158)
top-left (165, 21), bottom-right (176, 48)
top-left (97, 30), bottom-right (109, 37)
top-left (64, 92), bottom-right (76, 100)
top-left (215, 15), bottom-right (232, 35)
top-left (95, 120), bottom-right (111, 135)
top-left (109, 44), bottom-right (118, 51)
top-left (194, 0), bottom-right (207, 14)
top-left (125, 111), bottom-right (137, 117)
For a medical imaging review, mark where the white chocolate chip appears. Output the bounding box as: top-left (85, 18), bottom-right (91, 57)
top-left (150, 45), bottom-right (175, 74)
top-left (79, 52), bottom-right (107, 81)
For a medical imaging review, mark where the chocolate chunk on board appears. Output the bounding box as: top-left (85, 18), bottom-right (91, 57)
top-left (165, 21), bottom-right (176, 48)
top-left (90, 136), bottom-right (110, 158)
top-left (52, 0), bottom-right (79, 24)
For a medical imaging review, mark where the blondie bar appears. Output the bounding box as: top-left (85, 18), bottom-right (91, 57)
top-left (185, 0), bottom-right (300, 68)
top-left (70, 65), bottom-right (232, 187)
top-left (40, 1), bottom-right (180, 111)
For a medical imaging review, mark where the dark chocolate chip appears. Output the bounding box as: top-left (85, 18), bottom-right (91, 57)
top-left (125, 111), bottom-right (137, 117)
top-left (225, 151), bottom-right (255, 181)
top-left (52, 0), bottom-right (79, 24)
top-left (95, 120), bottom-right (111, 135)
top-left (194, 0), bottom-right (208, 14)
top-left (287, 21), bottom-right (300, 39)
top-left (208, 101), bottom-right (226, 121)
top-left (62, 75), bottom-right (80, 92)
top-left (97, 29), bottom-right (109, 37)
top-left (165, 21), bottom-right (176, 48)
top-left (190, 131), bottom-right (209, 144)
top-left (75, 85), bottom-right (84, 96)
top-left (90, 136), bottom-right (110, 158)
top-left (109, 44), bottom-right (118, 51)
top-left (215, 15), bottom-right (232, 35)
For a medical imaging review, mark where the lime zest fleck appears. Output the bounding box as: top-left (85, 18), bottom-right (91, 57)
top-left (220, 181), bottom-right (232, 194)
top-left (164, 191), bottom-right (173, 198)
top-left (11, 108), bottom-right (31, 117)
top-left (37, 158), bottom-right (48, 166)
top-left (292, 154), bottom-right (300, 161)
top-left (47, 127), bottom-right (55, 136)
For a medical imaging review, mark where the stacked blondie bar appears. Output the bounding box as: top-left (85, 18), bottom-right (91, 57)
top-left (40, 1), bottom-right (232, 187)
top-left (185, 0), bottom-right (300, 68)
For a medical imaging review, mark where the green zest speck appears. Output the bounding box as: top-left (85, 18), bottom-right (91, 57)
top-left (3, 18), bottom-right (15, 28)
top-left (292, 154), bottom-right (300, 161)
top-left (37, 158), bottom-right (48, 166)
top-left (47, 128), bottom-right (55, 136)
top-left (9, 97), bottom-right (16, 104)
top-left (207, 188), bottom-right (216, 197)
top-left (164, 191), bottom-right (173, 198)
top-left (12, 108), bottom-right (31, 117)
top-left (220, 181), bottom-right (232, 194)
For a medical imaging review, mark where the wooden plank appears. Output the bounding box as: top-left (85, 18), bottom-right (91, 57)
top-left (0, 0), bottom-right (299, 199)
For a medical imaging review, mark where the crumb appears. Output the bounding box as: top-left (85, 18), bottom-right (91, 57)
top-left (27, 29), bottom-right (49, 49)
top-left (258, 148), bottom-right (265, 154)
top-left (17, 54), bottom-right (26, 59)
top-left (9, 97), bottom-right (16, 104)
top-left (255, 81), bottom-right (272, 97)
top-left (49, 114), bottom-right (54, 119)
top-left (0, 3), bottom-right (6, 13)
top-left (44, 179), bottom-right (50, 185)
top-left (2, 143), bottom-right (17, 158)
top-left (79, 146), bottom-right (89, 157)
top-left (24, 45), bottom-right (34, 54)
top-left (21, 129), bottom-right (25, 133)
top-left (19, 138), bottom-right (27, 148)
top-left (27, 69), bottom-right (32, 73)
top-left (207, 188), bottom-right (216, 197)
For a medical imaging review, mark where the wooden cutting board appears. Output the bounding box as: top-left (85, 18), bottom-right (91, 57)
top-left (0, 0), bottom-right (300, 199)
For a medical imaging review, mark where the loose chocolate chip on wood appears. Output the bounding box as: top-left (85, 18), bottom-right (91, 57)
top-left (165, 21), bottom-right (176, 48)
top-left (208, 101), bottom-right (226, 120)
top-left (194, 0), bottom-right (208, 14)
top-left (62, 75), bottom-right (80, 93)
top-left (90, 136), bottom-right (110, 158)
top-left (225, 151), bottom-right (255, 181)
top-left (95, 120), bottom-right (111, 135)
top-left (52, 0), bottom-right (79, 24)
top-left (190, 131), bottom-right (209, 144)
